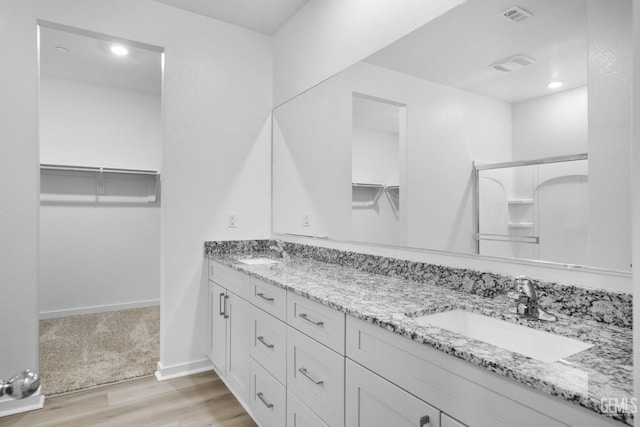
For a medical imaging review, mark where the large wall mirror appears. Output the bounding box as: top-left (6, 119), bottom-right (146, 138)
top-left (273, 0), bottom-right (632, 272)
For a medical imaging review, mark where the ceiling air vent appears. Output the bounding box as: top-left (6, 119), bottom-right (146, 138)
top-left (499, 6), bottom-right (534, 23)
top-left (489, 54), bottom-right (537, 72)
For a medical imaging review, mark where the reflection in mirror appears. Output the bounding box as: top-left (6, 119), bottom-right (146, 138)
top-left (351, 94), bottom-right (405, 246)
top-left (272, 0), bottom-right (632, 272)
top-left (476, 155), bottom-right (588, 265)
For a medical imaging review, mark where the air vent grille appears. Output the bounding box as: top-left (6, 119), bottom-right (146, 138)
top-left (489, 54), bottom-right (537, 72)
top-left (499, 6), bottom-right (534, 22)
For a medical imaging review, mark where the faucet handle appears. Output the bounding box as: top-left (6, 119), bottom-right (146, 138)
top-left (507, 291), bottom-right (521, 301)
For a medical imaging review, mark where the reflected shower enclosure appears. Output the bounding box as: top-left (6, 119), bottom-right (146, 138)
top-left (475, 155), bottom-right (588, 266)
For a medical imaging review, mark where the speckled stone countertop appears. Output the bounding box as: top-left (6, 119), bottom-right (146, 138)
top-left (205, 241), bottom-right (633, 425)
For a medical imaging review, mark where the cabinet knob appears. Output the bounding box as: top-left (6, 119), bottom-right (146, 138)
top-left (419, 415), bottom-right (430, 427)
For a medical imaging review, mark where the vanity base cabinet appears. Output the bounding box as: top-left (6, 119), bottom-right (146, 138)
top-left (346, 359), bottom-right (440, 427)
top-left (346, 316), bottom-right (619, 427)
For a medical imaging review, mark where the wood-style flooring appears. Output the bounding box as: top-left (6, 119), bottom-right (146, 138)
top-left (0, 371), bottom-right (257, 427)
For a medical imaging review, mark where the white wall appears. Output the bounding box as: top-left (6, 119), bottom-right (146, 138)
top-left (352, 128), bottom-right (399, 185)
top-left (512, 86), bottom-right (588, 160)
top-left (273, 0), bottom-right (467, 105)
top-left (39, 206), bottom-right (160, 317)
top-left (587, 0), bottom-right (632, 272)
top-left (2, 0), bottom-right (273, 392)
top-left (0, 0), bottom-right (40, 409)
top-left (40, 76), bottom-right (161, 171)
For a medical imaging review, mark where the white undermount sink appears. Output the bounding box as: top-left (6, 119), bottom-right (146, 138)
top-left (414, 309), bottom-right (593, 363)
top-left (238, 257), bottom-right (281, 265)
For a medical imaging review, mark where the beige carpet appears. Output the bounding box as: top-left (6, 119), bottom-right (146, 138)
top-left (39, 306), bottom-right (159, 396)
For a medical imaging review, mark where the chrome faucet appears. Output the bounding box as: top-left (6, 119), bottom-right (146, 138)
top-left (508, 276), bottom-right (557, 322)
top-left (0, 369), bottom-right (40, 399)
top-left (269, 240), bottom-right (290, 259)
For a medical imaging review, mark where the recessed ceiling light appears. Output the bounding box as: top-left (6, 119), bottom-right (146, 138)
top-left (55, 46), bottom-right (69, 53)
top-left (547, 81), bottom-right (563, 89)
top-left (110, 45), bottom-right (129, 56)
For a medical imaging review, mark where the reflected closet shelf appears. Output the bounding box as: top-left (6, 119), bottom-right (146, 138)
top-left (352, 183), bottom-right (384, 207)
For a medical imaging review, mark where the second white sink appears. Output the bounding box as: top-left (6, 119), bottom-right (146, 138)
top-left (414, 309), bottom-right (593, 363)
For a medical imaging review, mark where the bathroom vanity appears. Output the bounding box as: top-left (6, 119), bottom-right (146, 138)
top-left (205, 240), bottom-right (632, 427)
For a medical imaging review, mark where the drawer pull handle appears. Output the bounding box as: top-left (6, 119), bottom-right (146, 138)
top-left (257, 336), bottom-right (274, 349)
top-left (219, 293), bottom-right (226, 317)
top-left (257, 392), bottom-right (274, 409)
top-left (298, 313), bottom-right (324, 326)
top-left (298, 367), bottom-right (324, 385)
top-left (257, 292), bottom-right (275, 302)
top-left (419, 415), bottom-right (430, 426)
top-left (223, 295), bottom-right (229, 319)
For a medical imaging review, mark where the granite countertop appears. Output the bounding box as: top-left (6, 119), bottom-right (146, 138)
top-left (207, 250), bottom-right (633, 425)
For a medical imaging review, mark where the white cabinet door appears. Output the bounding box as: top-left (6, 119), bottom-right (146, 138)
top-left (226, 290), bottom-right (251, 403)
top-left (209, 281), bottom-right (227, 375)
top-left (346, 359), bottom-right (440, 427)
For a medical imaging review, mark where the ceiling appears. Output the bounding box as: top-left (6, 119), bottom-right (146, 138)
top-left (40, 26), bottom-right (162, 94)
top-left (152, 0), bottom-right (309, 35)
top-left (364, 0), bottom-right (588, 103)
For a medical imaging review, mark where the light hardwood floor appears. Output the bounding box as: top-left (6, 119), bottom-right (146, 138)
top-left (0, 371), bottom-right (257, 427)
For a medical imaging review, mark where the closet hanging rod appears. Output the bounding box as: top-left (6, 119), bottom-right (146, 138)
top-left (40, 164), bottom-right (159, 175)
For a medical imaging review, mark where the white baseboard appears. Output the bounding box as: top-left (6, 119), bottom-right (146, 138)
top-left (154, 358), bottom-right (213, 382)
top-left (39, 299), bottom-right (160, 319)
top-left (0, 391), bottom-right (45, 417)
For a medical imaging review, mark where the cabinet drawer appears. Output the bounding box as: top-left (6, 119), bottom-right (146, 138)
top-left (287, 292), bottom-right (345, 354)
top-left (249, 358), bottom-right (286, 427)
top-left (250, 277), bottom-right (287, 321)
top-left (209, 261), bottom-right (249, 300)
top-left (288, 391), bottom-right (329, 427)
top-left (250, 305), bottom-right (287, 384)
top-left (346, 358), bottom-right (440, 427)
top-left (287, 326), bottom-right (344, 427)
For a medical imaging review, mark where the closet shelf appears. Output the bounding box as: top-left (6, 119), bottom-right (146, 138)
top-left (40, 164), bottom-right (159, 175)
top-left (508, 222), bottom-right (534, 228)
top-left (40, 163), bottom-right (160, 203)
top-left (507, 199), bottom-right (533, 205)
top-left (352, 182), bottom-right (384, 207)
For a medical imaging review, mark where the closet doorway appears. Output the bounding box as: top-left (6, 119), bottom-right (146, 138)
top-left (38, 22), bottom-right (163, 396)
